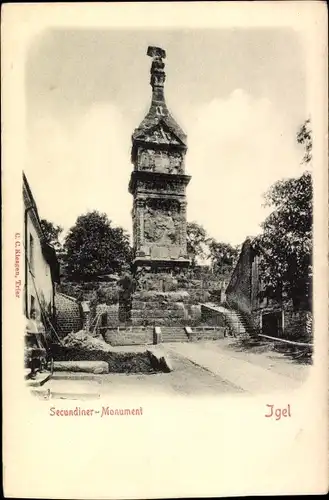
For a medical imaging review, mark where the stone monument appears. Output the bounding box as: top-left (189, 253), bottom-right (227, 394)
top-left (129, 46), bottom-right (193, 326)
top-left (129, 46), bottom-right (191, 272)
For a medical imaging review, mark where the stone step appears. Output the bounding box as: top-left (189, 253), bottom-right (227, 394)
top-left (160, 326), bottom-right (189, 343)
top-left (161, 330), bottom-right (187, 334)
top-left (161, 331), bottom-right (187, 334)
top-left (51, 371), bottom-right (107, 381)
top-left (161, 335), bottom-right (189, 339)
top-left (53, 361), bottom-right (109, 374)
top-left (161, 333), bottom-right (187, 336)
top-left (162, 335), bottom-right (188, 339)
top-left (161, 337), bottom-right (189, 340)
top-left (160, 328), bottom-right (187, 334)
top-left (162, 336), bottom-right (188, 339)
top-left (161, 331), bottom-right (187, 335)
top-left (26, 371), bottom-right (52, 387)
top-left (161, 337), bottom-right (189, 342)
top-left (147, 347), bottom-right (173, 372)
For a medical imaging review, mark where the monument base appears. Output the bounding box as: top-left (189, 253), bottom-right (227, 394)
top-left (130, 266), bottom-right (202, 327)
top-left (131, 290), bottom-right (190, 326)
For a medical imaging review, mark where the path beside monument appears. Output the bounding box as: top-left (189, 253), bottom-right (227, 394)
top-left (162, 341), bottom-right (309, 394)
top-left (31, 349), bottom-right (242, 399)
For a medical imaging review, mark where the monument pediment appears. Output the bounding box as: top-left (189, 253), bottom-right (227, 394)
top-left (133, 120), bottom-right (184, 146)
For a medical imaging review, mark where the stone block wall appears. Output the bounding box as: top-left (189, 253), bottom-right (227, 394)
top-left (190, 326), bottom-right (225, 341)
top-left (55, 293), bottom-right (83, 338)
top-left (94, 303), bottom-right (120, 335)
top-left (187, 288), bottom-right (210, 303)
top-left (103, 327), bottom-right (153, 346)
top-left (130, 290), bottom-right (203, 326)
top-left (200, 305), bottom-right (228, 327)
top-left (55, 270), bottom-right (226, 337)
top-left (136, 271), bottom-right (179, 292)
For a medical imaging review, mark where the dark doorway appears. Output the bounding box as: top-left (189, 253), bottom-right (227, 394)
top-left (262, 311), bottom-right (283, 338)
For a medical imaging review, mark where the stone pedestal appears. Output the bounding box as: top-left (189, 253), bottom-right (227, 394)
top-left (130, 268), bottom-right (203, 326)
top-left (131, 290), bottom-right (189, 326)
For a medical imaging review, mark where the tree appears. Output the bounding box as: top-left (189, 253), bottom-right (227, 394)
top-left (297, 118), bottom-right (312, 165)
top-left (254, 120), bottom-right (312, 309)
top-left (40, 219), bottom-right (63, 251)
top-left (186, 222), bottom-right (207, 265)
top-left (64, 211), bottom-right (132, 281)
top-left (207, 239), bottom-right (240, 277)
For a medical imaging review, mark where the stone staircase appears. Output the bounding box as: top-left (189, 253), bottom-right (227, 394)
top-left (228, 309), bottom-right (248, 335)
top-left (227, 307), bottom-right (255, 336)
top-left (160, 326), bottom-right (189, 343)
top-left (202, 303), bottom-right (252, 336)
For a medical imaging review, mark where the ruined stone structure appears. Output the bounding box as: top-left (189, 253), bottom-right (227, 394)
top-left (128, 47), bottom-right (196, 326)
top-left (225, 239), bottom-right (312, 341)
top-left (129, 46), bottom-right (191, 272)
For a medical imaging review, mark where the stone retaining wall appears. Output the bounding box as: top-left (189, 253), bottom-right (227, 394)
top-left (131, 290), bottom-right (202, 326)
top-left (55, 293), bottom-right (83, 338)
top-left (103, 327), bottom-right (153, 346)
top-left (190, 327), bottom-right (225, 341)
top-left (95, 303), bottom-right (119, 331)
top-left (200, 305), bottom-right (227, 327)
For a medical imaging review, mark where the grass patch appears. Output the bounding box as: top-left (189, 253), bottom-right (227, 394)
top-left (51, 344), bottom-right (158, 373)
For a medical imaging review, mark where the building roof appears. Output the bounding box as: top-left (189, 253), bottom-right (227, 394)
top-left (23, 172), bottom-right (44, 239)
top-left (23, 171), bottom-right (60, 283)
top-left (42, 242), bottom-right (60, 283)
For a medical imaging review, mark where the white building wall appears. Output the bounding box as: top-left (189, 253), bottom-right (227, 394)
top-left (26, 213), bottom-right (54, 319)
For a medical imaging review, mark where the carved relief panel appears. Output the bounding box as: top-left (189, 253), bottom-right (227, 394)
top-left (154, 151), bottom-right (170, 173)
top-left (134, 197), bottom-right (188, 259)
top-left (138, 148), bottom-right (154, 171)
top-left (169, 152), bottom-right (183, 174)
top-left (143, 199), bottom-right (181, 246)
top-left (137, 147), bottom-right (183, 175)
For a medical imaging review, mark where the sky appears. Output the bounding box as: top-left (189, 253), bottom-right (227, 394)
top-left (25, 28), bottom-right (307, 246)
